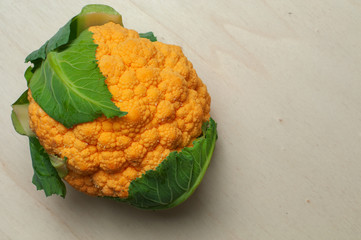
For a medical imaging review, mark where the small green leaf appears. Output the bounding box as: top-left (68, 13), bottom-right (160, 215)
top-left (11, 90), bottom-right (35, 137)
top-left (11, 106), bottom-right (34, 137)
top-left (11, 110), bottom-right (26, 136)
top-left (139, 32), bottom-right (157, 42)
top-left (29, 30), bottom-right (127, 128)
top-left (25, 4), bottom-right (123, 65)
top-left (25, 20), bottom-right (72, 64)
top-left (76, 4), bottom-right (123, 31)
top-left (124, 118), bottom-right (218, 209)
top-left (24, 66), bottom-right (34, 84)
top-left (29, 137), bottom-right (66, 198)
top-left (49, 155), bottom-right (68, 178)
top-left (12, 90), bottom-right (29, 105)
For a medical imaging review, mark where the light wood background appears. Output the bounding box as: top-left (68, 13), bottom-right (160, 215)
top-left (1, 0), bottom-right (361, 239)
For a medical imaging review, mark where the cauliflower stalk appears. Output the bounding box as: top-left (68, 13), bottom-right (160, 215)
top-left (11, 4), bottom-right (217, 209)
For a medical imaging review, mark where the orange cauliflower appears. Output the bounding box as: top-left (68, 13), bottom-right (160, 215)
top-left (28, 22), bottom-right (211, 198)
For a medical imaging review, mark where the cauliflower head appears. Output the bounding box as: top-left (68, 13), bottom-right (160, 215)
top-left (28, 22), bottom-right (211, 198)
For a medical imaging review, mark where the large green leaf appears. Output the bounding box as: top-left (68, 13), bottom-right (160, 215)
top-left (29, 30), bottom-right (127, 128)
top-left (29, 137), bottom-right (66, 197)
top-left (123, 118), bottom-right (218, 209)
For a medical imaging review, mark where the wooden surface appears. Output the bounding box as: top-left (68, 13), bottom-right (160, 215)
top-left (1, 0), bottom-right (361, 239)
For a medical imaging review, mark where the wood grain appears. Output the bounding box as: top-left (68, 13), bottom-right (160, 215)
top-left (1, 0), bottom-right (361, 239)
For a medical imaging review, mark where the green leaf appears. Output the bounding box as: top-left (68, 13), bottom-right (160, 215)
top-left (76, 4), bottom-right (123, 31)
top-left (25, 4), bottom-right (123, 65)
top-left (25, 20), bottom-right (72, 64)
top-left (24, 66), bottom-right (34, 84)
top-left (29, 137), bottom-right (66, 198)
top-left (11, 106), bottom-right (33, 137)
top-left (29, 30), bottom-right (127, 128)
top-left (124, 118), bottom-right (218, 209)
top-left (49, 155), bottom-right (68, 178)
top-left (11, 90), bottom-right (35, 137)
top-left (139, 32), bottom-right (157, 42)
top-left (12, 90), bottom-right (29, 105)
